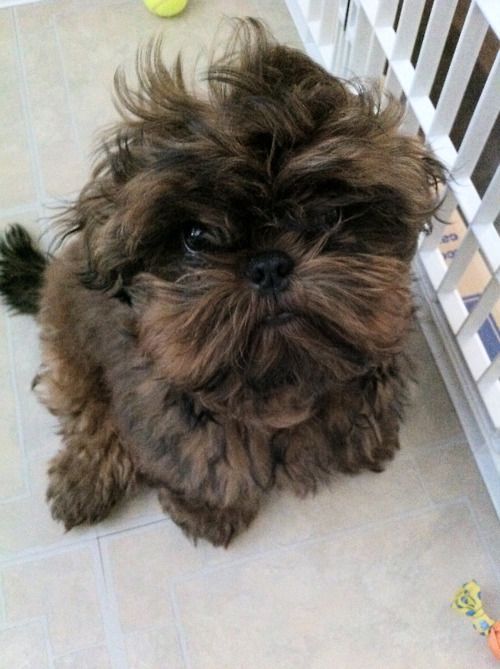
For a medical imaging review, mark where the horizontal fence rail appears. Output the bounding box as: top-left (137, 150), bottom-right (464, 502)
top-left (285, 0), bottom-right (500, 512)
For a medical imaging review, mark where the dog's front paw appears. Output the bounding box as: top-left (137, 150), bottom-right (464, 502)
top-left (183, 512), bottom-right (239, 548)
top-left (47, 473), bottom-right (89, 531)
top-left (158, 488), bottom-right (259, 547)
top-left (47, 442), bottom-right (136, 530)
top-left (47, 452), bottom-right (109, 530)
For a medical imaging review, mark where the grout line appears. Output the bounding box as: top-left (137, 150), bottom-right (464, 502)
top-left (95, 513), bottom-right (167, 540)
top-left (51, 15), bottom-right (86, 162)
top-left (169, 585), bottom-right (192, 669)
top-left (100, 514), bottom-right (171, 537)
top-left (0, 614), bottom-right (47, 632)
top-left (171, 499), bottom-right (461, 585)
top-left (95, 538), bottom-right (129, 669)
top-left (0, 531), bottom-right (99, 569)
top-left (0, 504), bottom-right (169, 567)
top-left (12, 6), bottom-right (46, 204)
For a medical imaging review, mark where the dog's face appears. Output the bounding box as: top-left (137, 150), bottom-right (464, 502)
top-left (75, 20), bottom-right (443, 411)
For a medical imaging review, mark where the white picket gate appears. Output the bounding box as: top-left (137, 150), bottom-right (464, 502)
top-left (285, 0), bottom-right (500, 514)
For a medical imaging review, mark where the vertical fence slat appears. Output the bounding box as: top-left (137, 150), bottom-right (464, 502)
top-left (392, 0), bottom-right (427, 60)
top-left (318, 0), bottom-right (340, 44)
top-left (329, 15), bottom-right (345, 74)
top-left (305, 0), bottom-right (324, 20)
top-left (410, 0), bottom-right (460, 97)
top-left (455, 52), bottom-right (500, 179)
top-left (348, 6), bottom-right (374, 76)
top-left (334, 8), bottom-right (351, 76)
top-left (364, 33), bottom-right (386, 78)
top-left (372, 0), bottom-right (399, 26)
top-left (428, 3), bottom-right (489, 140)
top-left (362, 0), bottom-right (399, 77)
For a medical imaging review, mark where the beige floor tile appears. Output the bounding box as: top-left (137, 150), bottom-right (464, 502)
top-left (177, 503), bottom-right (500, 669)
top-left (0, 10), bottom-right (37, 210)
top-left (102, 522), bottom-right (203, 633)
top-left (0, 454), bottom-right (95, 560)
top-left (2, 547), bottom-right (105, 656)
top-left (54, 645), bottom-right (112, 669)
top-left (125, 626), bottom-right (184, 669)
top-left (0, 620), bottom-right (50, 669)
top-left (413, 439), bottom-right (500, 561)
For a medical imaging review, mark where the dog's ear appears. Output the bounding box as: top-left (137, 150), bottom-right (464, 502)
top-left (358, 96), bottom-right (447, 257)
top-left (380, 126), bottom-right (447, 244)
top-left (273, 81), bottom-right (447, 259)
top-left (59, 39), bottom-right (207, 292)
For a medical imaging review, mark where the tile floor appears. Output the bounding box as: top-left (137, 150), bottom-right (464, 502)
top-left (0, 1), bottom-right (499, 667)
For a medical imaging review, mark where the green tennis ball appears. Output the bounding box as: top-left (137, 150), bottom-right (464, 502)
top-left (143, 0), bottom-right (188, 17)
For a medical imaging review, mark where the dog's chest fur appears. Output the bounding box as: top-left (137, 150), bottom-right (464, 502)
top-left (112, 359), bottom-right (397, 506)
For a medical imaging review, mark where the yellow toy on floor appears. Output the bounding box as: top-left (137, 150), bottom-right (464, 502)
top-left (143, 0), bottom-right (188, 17)
top-left (452, 580), bottom-right (500, 661)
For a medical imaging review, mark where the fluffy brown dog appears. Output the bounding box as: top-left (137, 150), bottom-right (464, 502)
top-left (0, 19), bottom-right (444, 546)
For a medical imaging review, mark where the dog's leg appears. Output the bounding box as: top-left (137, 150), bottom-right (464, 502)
top-left (272, 420), bottom-right (335, 496)
top-left (46, 423), bottom-right (136, 531)
top-left (36, 361), bottom-right (136, 530)
top-left (275, 366), bottom-right (405, 494)
top-left (330, 363), bottom-right (404, 475)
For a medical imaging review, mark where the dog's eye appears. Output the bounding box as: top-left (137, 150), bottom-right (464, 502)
top-left (183, 224), bottom-right (214, 253)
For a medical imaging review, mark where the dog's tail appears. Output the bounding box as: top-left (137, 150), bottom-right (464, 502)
top-left (0, 224), bottom-right (48, 315)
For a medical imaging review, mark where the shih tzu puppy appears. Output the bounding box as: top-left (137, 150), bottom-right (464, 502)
top-left (0, 19), bottom-right (444, 546)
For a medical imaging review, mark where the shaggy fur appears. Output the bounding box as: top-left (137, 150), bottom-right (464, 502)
top-left (0, 19), bottom-right (444, 546)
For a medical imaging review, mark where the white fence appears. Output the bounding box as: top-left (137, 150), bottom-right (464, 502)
top-left (285, 0), bottom-right (500, 514)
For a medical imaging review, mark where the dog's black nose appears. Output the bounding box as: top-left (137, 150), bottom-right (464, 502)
top-left (246, 251), bottom-right (294, 294)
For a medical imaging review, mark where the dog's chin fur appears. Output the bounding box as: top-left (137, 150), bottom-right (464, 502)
top-left (0, 19), bottom-right (445, 546)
